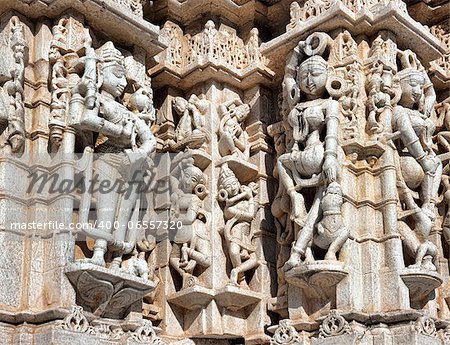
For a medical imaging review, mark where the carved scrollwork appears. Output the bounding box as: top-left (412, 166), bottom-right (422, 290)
top-left (415, 316), bottom-right (437, 337)
top-left (319, 310), bottom-right (351, 338)
top-left (270, 320), bottom-right (301, 345)
top-left (129, 320), bottom-right (165, 344)
top-left (61, 306), bottom-right (90, 332)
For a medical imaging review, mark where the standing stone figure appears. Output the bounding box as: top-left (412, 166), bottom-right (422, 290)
top-left (390, 50), bottom-right (442, 270)
top-left (277, 33), bottom-right (345, 270)
top-left (392, 50), bottom-right (442, 219)
top-left (169, 158), bottom-right (211, 287)
top-left (218, 163), bottom-right (259, 286)
top-left (68, 40), bottom-right (156, 268)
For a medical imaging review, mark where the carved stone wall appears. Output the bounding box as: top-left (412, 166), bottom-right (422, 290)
top-left (0, 1), bottom-right (448, 345)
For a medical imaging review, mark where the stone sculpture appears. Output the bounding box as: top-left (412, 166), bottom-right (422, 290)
top-left (277, 32), bottom-right (346, 269)
top-left (0, 0), bottom-right (449, 344)
top-left (390, 50), bottom-right (442, 270)
top-left (169, 94), bottom-right (210, 151)
top-left (217, 98), bottom-right (250, 158)
top-left (68, 39), bottom-right (157, 269)
top-left (218, 163), bottom-right (259, 286)
top-left (169, 157), bottom-right (211, 287)
top-left (0, 16), bottom-right (26, 155)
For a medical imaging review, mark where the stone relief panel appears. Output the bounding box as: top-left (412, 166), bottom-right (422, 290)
top-left (0, 15), bottom-right (27, 156)
top-left (152, 20), bottom-right (270, 84)
top-left (269, 25), bottom-right (447, 331)
top-left (287, 0), bottom-right (408, 31)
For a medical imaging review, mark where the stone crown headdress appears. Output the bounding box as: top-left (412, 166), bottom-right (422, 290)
top-left (99, 41), bottom-right (125, 68)
top-left (397, 50), bottom-right (425, 82)
top-left (218, 163), bottom-right (238, 188)
top-left (299, 55), bottom-right (327, 70)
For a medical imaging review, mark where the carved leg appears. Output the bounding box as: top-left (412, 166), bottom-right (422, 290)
top-left (324, 226), bottom-right (349, 261)
top-left (110, 253), bottom-right (122, 269)
top-left (292, 187), bottom-right (323, 256)
top-left (229, 241), bottom-right (242, 270)
top-left (277, 155), bottom-right (306, 223)
top-left (283, 244), bottom-right (303, 271)
top-left (304, 245), bottom-right (314, 263)
top-left (169, 244), bottom-right (186, 277)
top-left (219, 133), bottom-right (236, 157)
top-left (188, 237), bottom-right (211, 268)
top-left (230, 253), bottom-right (259, 286)
top-left (84, 239), bottom-right (107, 266)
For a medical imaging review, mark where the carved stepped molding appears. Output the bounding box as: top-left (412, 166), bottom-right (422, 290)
top-left (262, 0), bottom-right (444, 77)
top-left (150, 20), bottom-right (274, 89)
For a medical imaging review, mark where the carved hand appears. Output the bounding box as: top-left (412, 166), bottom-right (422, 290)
top-left (323, 155), bottom-right (339, 182)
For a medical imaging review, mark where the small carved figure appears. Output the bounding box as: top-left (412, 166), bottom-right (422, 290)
top-left (169, 158), bottom-right (211, 286)
top-left (125, 238), bottom-right (156, 280)
top-left (314, 182), bottom-right (349, 261)
top-left (218, 163), bottom-right (259, 286)
top-left (391, 50), bottom-right (442, 219)
top-left (217, 98), bottom-right (250, 158)
top-left (169, 94), bottom-right (210, 151)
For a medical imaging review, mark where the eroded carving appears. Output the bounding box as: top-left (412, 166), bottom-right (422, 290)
top-left (0, 16), bottom-right (27, 155)
top-left (278, 32), bottom-right (347, 269)
top-left (218, 163), bottom-right (259, 287)
top-left (218, 98), bottom-right (250, 158)
top-left (169, 157), bottom-right (211, 288)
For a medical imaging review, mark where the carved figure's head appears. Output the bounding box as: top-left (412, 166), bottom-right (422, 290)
top-left (398, 70), bottom-right (425, 106)
top-left (99, 42), bottom-right (127, 98)
top-left (325, 181), bottom-right (342, 196)
top-left (173, 96), bottom-right (188, 114)
top-left (297, 55), bottom-right (328, 97)
top-left (180, 162), bottom-right (205, 193)
top-left (8, 120), bottom-right (25, 154)
top-left (397, 50), bottom-right (427, 107)
top-left (218, 163), bottom-right (240, 198)
top-left (232, 104), bottom-right (250, 123)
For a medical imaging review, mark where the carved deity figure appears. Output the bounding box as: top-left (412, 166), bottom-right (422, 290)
top-left (169, 158), bottom-right (211, 286)
top-left (436, 99), bottom-right (450, 247)
top-left (169, 94), bottom-right (209, 150)
top-left (277, 33), bottom-right (346, 269)
top-left (218, 163), bottom-right (259, 286)
top-left (0, 16), bottom-right (27, 155)
top-left (391, 51), bottom-right (442, 219)
top-left (390, 51), bottom-right (442, 270)
top-left (314, 182), bottom-right (349, 261)
top-left (218, 98), bottom-right (250, 158)
top-left (68, 41), bottom-right (157, 269)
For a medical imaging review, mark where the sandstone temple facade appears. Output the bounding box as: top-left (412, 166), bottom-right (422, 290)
top-left (0, 0), bottom-right (448, 344)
